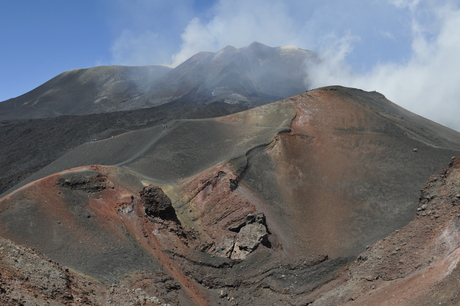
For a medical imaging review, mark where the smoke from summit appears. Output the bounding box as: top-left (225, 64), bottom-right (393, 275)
top-left (109, 0), bottom-right (460, 131)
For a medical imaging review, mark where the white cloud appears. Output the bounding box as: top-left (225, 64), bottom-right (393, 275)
top-left (306, 1), bottom-right (460, 131)
top-left (171, 0), bottom-right (417, 68)
top-left (171, 0), bottom-right (301, 66)
top-left (108, 0), bottom-right (460, 130)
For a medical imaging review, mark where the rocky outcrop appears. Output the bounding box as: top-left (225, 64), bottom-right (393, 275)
top-left (56, 170), bottom-right (110, 193)
top-left (140, 185), bottom-right (179, 222)
top-left (213, 213), bottom-right (270, 259)
top-left (175, 164), bottom-right (279, 260)
top-left (231, 213), bottom-right (269, 259)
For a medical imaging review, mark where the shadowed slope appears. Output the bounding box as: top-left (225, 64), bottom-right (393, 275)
top-left (5, 101), bottom-right (294, 194)
top-left (0, 65), bottom-right (171, 120)
top-left (0, 98), bottom-right (250, 195)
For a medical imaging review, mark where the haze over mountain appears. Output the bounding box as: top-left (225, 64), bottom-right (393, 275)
top-left (0, 42), bottom-right (315, 121)
top-left (3, 1), bottom-right (460, 131)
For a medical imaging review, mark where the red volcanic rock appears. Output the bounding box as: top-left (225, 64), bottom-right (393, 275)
top-left (2, 87), bottom-right (460, 305)
top-left (0, 165), bottom-right (216, 305)
top-left (174, 164), bottom-right (274, 258)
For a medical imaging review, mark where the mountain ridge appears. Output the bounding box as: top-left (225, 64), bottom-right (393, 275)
top-left (0, 42), bottom-right (316, 121)
top-left (1, 87), bottom-right (460, 305)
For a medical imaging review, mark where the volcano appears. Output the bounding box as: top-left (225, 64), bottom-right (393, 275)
top-left (1, 81), bottom-right (460, 305)
top-left (0, 42), bottom-right (315, 121)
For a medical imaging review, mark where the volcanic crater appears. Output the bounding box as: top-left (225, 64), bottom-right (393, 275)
top-left (1, 86), bottom-right (460, 305)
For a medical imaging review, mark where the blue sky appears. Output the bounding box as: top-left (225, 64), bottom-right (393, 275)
top-left (1, 0), bottom-right (459, 130)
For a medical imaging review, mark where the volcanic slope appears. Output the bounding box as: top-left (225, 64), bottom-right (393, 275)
top-left (0, 65), bottom-right (172, 120)
top-left (0, 97), bottom-right (250, 195)
top-left (309, 156), bottom-right (460, 306)
top-left (0, 42), bottom-right (314, 195)
top-left (0, 42), bottom-right (315, 121)
top-left (1, 86), bottom-right (460, 305)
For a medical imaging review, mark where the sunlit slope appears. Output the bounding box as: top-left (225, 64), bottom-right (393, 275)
top-left (237, 86), bottom-right (460, 258)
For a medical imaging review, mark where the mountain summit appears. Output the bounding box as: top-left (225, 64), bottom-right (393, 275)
top-left (0, 42), bottom-right (316, 120)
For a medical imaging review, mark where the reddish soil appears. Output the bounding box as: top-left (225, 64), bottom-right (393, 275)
top-left (308, 156), bottom-right (460, 305)
top-left (1, 87), bottom-right (460, 305)
top-left (0, 165), bottom-right (208, 305)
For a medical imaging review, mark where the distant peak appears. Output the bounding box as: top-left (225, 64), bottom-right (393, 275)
top-left (246, 41), bottom-right (269, 49)
top-left (214, 45), bottom-right (239, 58)
top-left (221, 45), bottom-right (238, 52)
